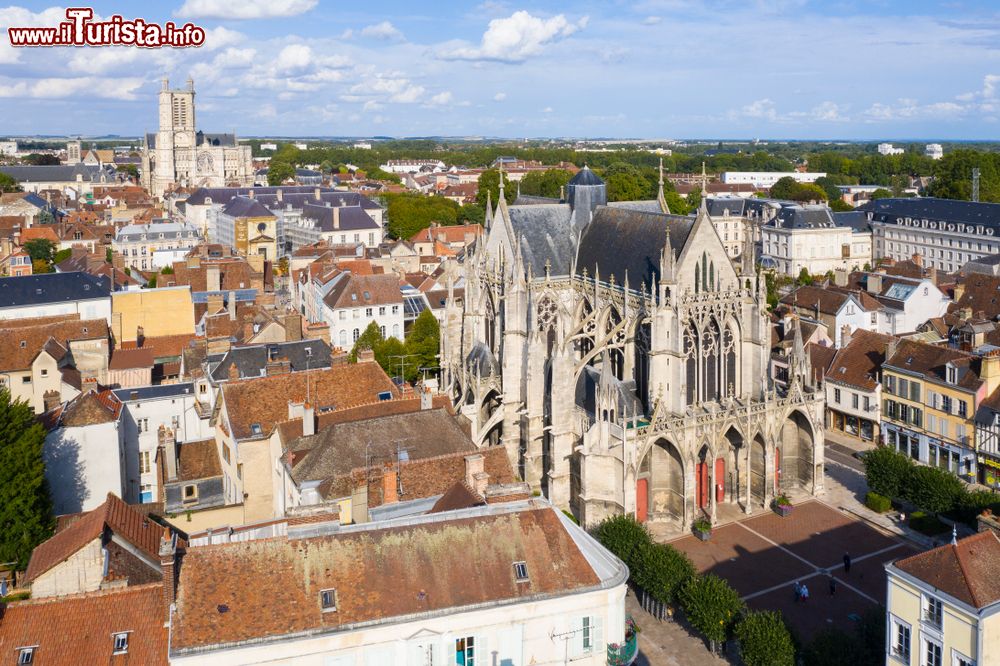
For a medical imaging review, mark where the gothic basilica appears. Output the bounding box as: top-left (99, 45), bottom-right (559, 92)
top-left (440, 167), bottom-right (825, 529)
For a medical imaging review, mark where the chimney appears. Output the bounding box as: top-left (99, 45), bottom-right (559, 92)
top-left (247, 189), bottom-right (254, 199)
top-left (420, 386), bottom-right (433, 410)
top-left (332, 207), bottom-right (340, 230)
top-left (276, 188), bottom-right (283, 202)
top-left (867, 273), bottom-right (882, 295)
top-left (472, 471), bottom-right (490, 497)
top-left (928, 266), bottom-right (938, 284)
top-left (227, 290), bottom-right (236, 321)
top-left (911, 252), bottom-right (923, 267)
top-left (954, 282), bottom-right (966, 302)
top-left (382, 468), bottom-right (398, 504)
top-left (833, 269), bottom-right (848, 287)
top-left (983, 350), bottom-right (1000, 389)
top-left (302, 402), bottom-right (315, 437)
top-left (314, 187), bottom-right (321, 201)
top-left (227, 362), bottom-right (240, 381)
top-left (886, 338), bottom-right (899, 364)
top-left (158, 425), bottom-right (178, 481)
top-left (158, 527), bottom-right (177, 621)
top-left (206, 292), bottom-right (223, 314)
top-left (357, 348), bottom-right (375, 363)
top-left (206, 264), bottom-right (221, 292)
top-left (465, 453), bottom-right (485, 489)
top-left (841, 325), bottom-right (853, 348)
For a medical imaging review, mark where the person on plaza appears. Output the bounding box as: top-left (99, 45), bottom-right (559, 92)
top-left (829, 576), bottom-right (837, 596)
top-left (800, 583), bottom-right (810, 602)
top-left (843, 552), bottom-right (852, 574)
top-left (793, 581), bottom-right (802, 602)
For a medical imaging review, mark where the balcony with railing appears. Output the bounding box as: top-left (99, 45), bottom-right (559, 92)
top-left (607, 616), bottom-right (639, 666)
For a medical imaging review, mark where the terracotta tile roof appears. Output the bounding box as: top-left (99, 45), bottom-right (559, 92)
top-left (322, 273), bottom-right (402, 310)
top-left (886, 339), bottom-right (980, 390)
top-left (409, 224), bottom-right (483, 244)
top-left (108, 346), bottom-right (155, 370)
top-left (176, 438), bottom-right (222, 482)
top-left (220, 361), bottom-right (398, 440)
top-left (951, 274), bottom-right (1000, 318)
top-left (334, 258), bottom-right (377, 275)
top-left (429, 480), bottom-right (485, 513)
top-left (119, 334), bottom-right (196, 360)
top-left (18, 227), bottom-right (59, 243)
top-left (166, 258), bottom-right (256, 292)
top-left (0, 316), bottom-right (107, 372)
top-left (826, 329), bottom-right (894, 391)
top-left (781, 285), bottom-right (854, 316)
top-left (25, 493), bottom-right (162, 583)
top-left (807, 343), bottom-right (837, 384)
top-left (893, 530), bottom-right (1000, 609)
top-left (0, 583), bottom-right (167, 665)
top-left (55, 388), bottom-right (122, 427)
top-left (170, 503), bottom-right (601, 651)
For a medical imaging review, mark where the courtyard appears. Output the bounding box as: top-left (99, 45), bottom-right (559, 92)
top-left (665, 499), bottom-right (918, 641)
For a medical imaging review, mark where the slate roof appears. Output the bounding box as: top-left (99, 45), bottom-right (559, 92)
top-left (772, 204), bottom-right (837, 229)
top-left (0, 163), bottom-right (111, 183)
top-left (568, 165), bottom-right (603, 186)
top-left (0, 583), bottom-right (167, 665)
top-left (861, 197), bottom-right (1000, 230)
top-left (25, 493), bottom-right (161, 582)
top-left (576, 206), bottom-right (694, 289)
top-left (301, 202), bottom-right (379, 232)
top-left (466, 341), bottom-right (500, 376)
top-left (832, 210), bottom-right (872, 232)
top-left (705, 197), bottom-right (748, 217)
top-left (220, 196), bottom-right (275, 219)
top-left (169, 502), bottom-right (613, 653)
top-left (503, 204), bottom-right (578, 279)
top-left (184, 186), bottom-right (381, 212)
top-left (209, 339), bottom-right (332, 381)
top-left (893, 530), bottom-right (1000, 609)
top-left (885, 339), bottom-right (980, 391)
top-left (220, 362), bottom-right (398, 440)
top-left (0, 271), bottom-right (109, 308)
top-left (576, 364), bottom-right (644, 417)
top-left (782, 285), bottom-right (866, 316)
top-left (115, 222), bottom-right (201, 242)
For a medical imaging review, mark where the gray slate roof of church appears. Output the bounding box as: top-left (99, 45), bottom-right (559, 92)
top-left (569, 166), bottom-right (603, 186)
top-left (575, 206), bottom-right (694, 289)
top-left (607, 200), bottom-right (663, 213)
top-left (506, 204), bottom-right (577, 277)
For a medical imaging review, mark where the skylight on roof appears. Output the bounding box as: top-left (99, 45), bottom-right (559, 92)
top-left (513, 561), bottom-right (529, 582)
top-left (320, 588), bottom-right (337, 612)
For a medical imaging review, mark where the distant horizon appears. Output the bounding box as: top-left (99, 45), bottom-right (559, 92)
top-left (3, 2), bottom-right (1000, 139)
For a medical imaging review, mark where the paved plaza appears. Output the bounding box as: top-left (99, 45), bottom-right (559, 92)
top-left (665, 499), bottom-right (918, 640)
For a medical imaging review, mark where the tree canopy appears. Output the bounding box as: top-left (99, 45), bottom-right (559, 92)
top-left (476, 169), bottom-right (516, 207)
top-left (518, 168), bottom-right (573, 199)
top-left (769, 176), bottom-right (828, 202)
top-left (23, 238), bottom-right (55, 266)
top-left (0, 173), bottom-right (21, 193)
top-left (0, 388), bottom-right (54, 568)
top-left (348, 309), bottom-right (440, 383)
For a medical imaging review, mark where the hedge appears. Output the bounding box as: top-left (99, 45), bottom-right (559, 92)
top-left (735, 610), bottom-right (796, 666)
top-left (865, 491), bottom-right (891, 513)
top-left (862, 446), bottom-right (912, 499)
top-left (904, 465), bottom-right (964, 514)
top-left (592, 514), bottom-right (652, 573)
top-left (909, 511), bottom-right (949, 536)
top-left (679, 574), bottom-right (745, 645)
top-left (631, 540), bottom-right (696, 605)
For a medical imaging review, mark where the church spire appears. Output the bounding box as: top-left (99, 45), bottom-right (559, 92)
top-left (656, 157), bottom-right (670, 214)
top-left (700, 161), bottom-right (708, 197)
top-left (660, 224), bottom-right (674, 282)
top-left (484, 188), bottom-right (493, 231)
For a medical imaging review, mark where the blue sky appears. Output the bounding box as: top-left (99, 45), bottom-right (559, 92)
top-left (2, 1), bottom-right (1000, 139)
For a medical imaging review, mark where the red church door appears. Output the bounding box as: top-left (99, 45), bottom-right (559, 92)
top-left (636, 478), bottom-right (648, 522)
top-left (697, 462), bottom-right (709, 509)
top-left (715, 458), bottom-right (726, 503)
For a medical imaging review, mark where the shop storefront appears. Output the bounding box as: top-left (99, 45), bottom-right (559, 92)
top-left (830, 408), bottom-right (876, 442)
top-left (979, 455), bottom-right (1000, 489)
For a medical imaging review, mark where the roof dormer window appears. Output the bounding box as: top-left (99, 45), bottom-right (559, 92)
top-left (17, 647), bottom-right (35, 664)
top-left (513, 561), bottom-right (529, 582)
top-left (946, 363), bottom-right (957, 385)
top-left (320, 588), bottom-right (338, 612)
top-left (112, 632), bottom-right (129, 654)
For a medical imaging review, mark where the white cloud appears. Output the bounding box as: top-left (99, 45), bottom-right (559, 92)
top-left (494, 92), bottom-right (507, 101)
top-left (642, 16), bottom-right (662, 25)
top-left (738, 98), bottom-right (777, 121)
top-left (352, 74), bottom-right (426, 104)
top-left (276, 44), bottom-right (314, 73)
top-left (862, 98), bottom-right (966, 122)
top-left (810, 101), bottom-right (847, 122)
top-left (360, 21), bottom-right (404, 41)
top-left (202, 26), bottom-right (246, 51)
top-left (339, 29), bottom-right (354, 39)
top-left (0, 76), bottom-right (144, 100)
top-left (363, 100), bottom-right (384, 111)
top-left (542, 106), bottom-right (553, 113)
top-left (440, 11), bottom-right (588, 62)
top-left (428, 91), bottom-right (453, 105)
top-left (176, 0), bottom-right (317, 19)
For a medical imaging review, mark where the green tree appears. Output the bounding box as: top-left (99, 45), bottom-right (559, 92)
top-left (349, 321), bottom-right (384, 363)
top-left (593, 514), bottom-right (652, 572)
top-left (870, 188), bottom-right (893, 200)
top-left (802, 627), bottom-right (864, 666)
top-left (145, 274), bottom-right (157, 288)
top-left (904, 465), bottom-right (964, 514)
top-left (829, 199), bottom-right (854, 212)
top-left (476, 169), bottom-right (516, 207)
top-left (105, 247), bottom-right (113, 263)
top-left (116, 164), bottom-right (139, 180)
top-left (679, 574), bottom-right (745, 645)
top-left (24, 153), bottom-right (59, 166)
top-left (664, 190), bottom-right (690, 215)
top-left (793, 183), bottom-right (828, 202)
top-left (405, 309), bottom-right (439, 382)
top-left (631, 541), bottom-right (695, 605)
top-left (797, 267), bottom-right (814, 285)
top-left (863, 445), bottom-right (913, 499)
top-left (267, 161), bottom-right (295, 186)
top-left (0, 388), bottom-right (54, 568)
top-left (382, 193), bottom-right (461, 240)
top-left (685, 186), bottom-right (703, 211)
top-left (734, 611), bottom-right (795, 666)
top-left (23, 238), bottom-right (55, 265)
top-left (0, 173), bottom-right (21, 193)
top-left (519, 168), bottom-right (573, 198)
top-left (769, 176), bottom-right (800, 200)
top-left (375, 336), bottom-right (406, 379)
top-left (52, 248), bottom-right (72, 265)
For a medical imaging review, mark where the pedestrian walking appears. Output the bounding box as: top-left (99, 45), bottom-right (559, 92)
top-left (843, 552), bottom-right (852, 574)
top-left (801, 583), bottom-right (809, 602)
top-left (793, 581), bottom-right (802, 602)
top-left (829, 576), bottom-right (837, 596)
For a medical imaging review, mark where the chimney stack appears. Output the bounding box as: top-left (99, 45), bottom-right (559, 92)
top-left (158, 527), bottom-right (178, 621)
top-left (420, 386), bottom-right (433, 410)
top-left (302, 402), bottom-right (315, 437)
top-left (333, 207), bottom-right (340, 230)
top-left (841, 325), bottom-right (853, 348)
top-left (867, 273), bottom-right (882, 295)
top-left (158, 425), bottom-right (178, 481)
top-left (206, 264), bottom-right (221, 292)
top-left (227, 290), bottom-right (237, 321)
top-left (382, 468), bottom-right (398, 504)
top-left (276, 188), bottom-right (283, 202)
top-left (314, 187), bottom-right (321, 201)
top-left (465, 453), bottom-right (485, 489)
top-left (248, 189), bottom-right (254, 199)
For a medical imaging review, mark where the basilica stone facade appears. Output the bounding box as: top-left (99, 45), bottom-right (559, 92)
top-left (441, 167), bottom-right (825, 529)
top-left (141, 78), bottom-right (253, 198)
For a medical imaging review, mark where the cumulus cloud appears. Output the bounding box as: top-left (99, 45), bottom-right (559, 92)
top-left (276, 44), bottom-right (314, 73)
top-left (440, 11), bottom-right (588, 62)
top-left (176, 0), bottom-right (317, 19)
top-left (810, 101), bottom-right (847, 122)
top-left (0, 76), bottom-right (144, 100)
top-left (351, 74), bottom-right (426, 104)
top-left (428, 91), bottom-right (453, 106)
top-left (642, 16), bottom-right (662, 25)
top-left (862, 98), bottom-right (966, 122)
top-left (360, 21), bottom-right (404, 41)
top-left (738, 98), bottom-right (777, 121)
top-left (542, 106), bottom-right (553, 113)
top-left (494, 92), bottom-right (507, 101)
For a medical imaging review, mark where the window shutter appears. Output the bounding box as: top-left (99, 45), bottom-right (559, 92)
top-left (571, 617), bottom-right (585, 658)
top-left (498, 625), bottom-right (523, 666)
top-left (591, 616), bottom-right (603, 654)
top-left (475, 635), bottom-right (487, 666)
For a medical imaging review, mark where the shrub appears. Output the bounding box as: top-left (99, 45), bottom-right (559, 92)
top-left (735, 610), bottom-right (795, 666)
top-left (593, 514), bottom-right (652, 572)
top-left (693, 517), bottom-right (712, 532)
top-left (909, 511), bottom-right (948, 536)
top-left (903, 465), bottom-right (964, 514)
top-left (631, 541), bottom-right (696, 605)
top-left (863, 446), bottom-right (912, 499)
top-left (802, 627), bottom-right (864, 666)
top-left (0, 591), bottom-right (30, 603)
top-left (775, 494), bottom-right (792, 507)
top-left (865, 491), bottom-right (892, 513)
top-left (679, 574), bottom-right (745, 644)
